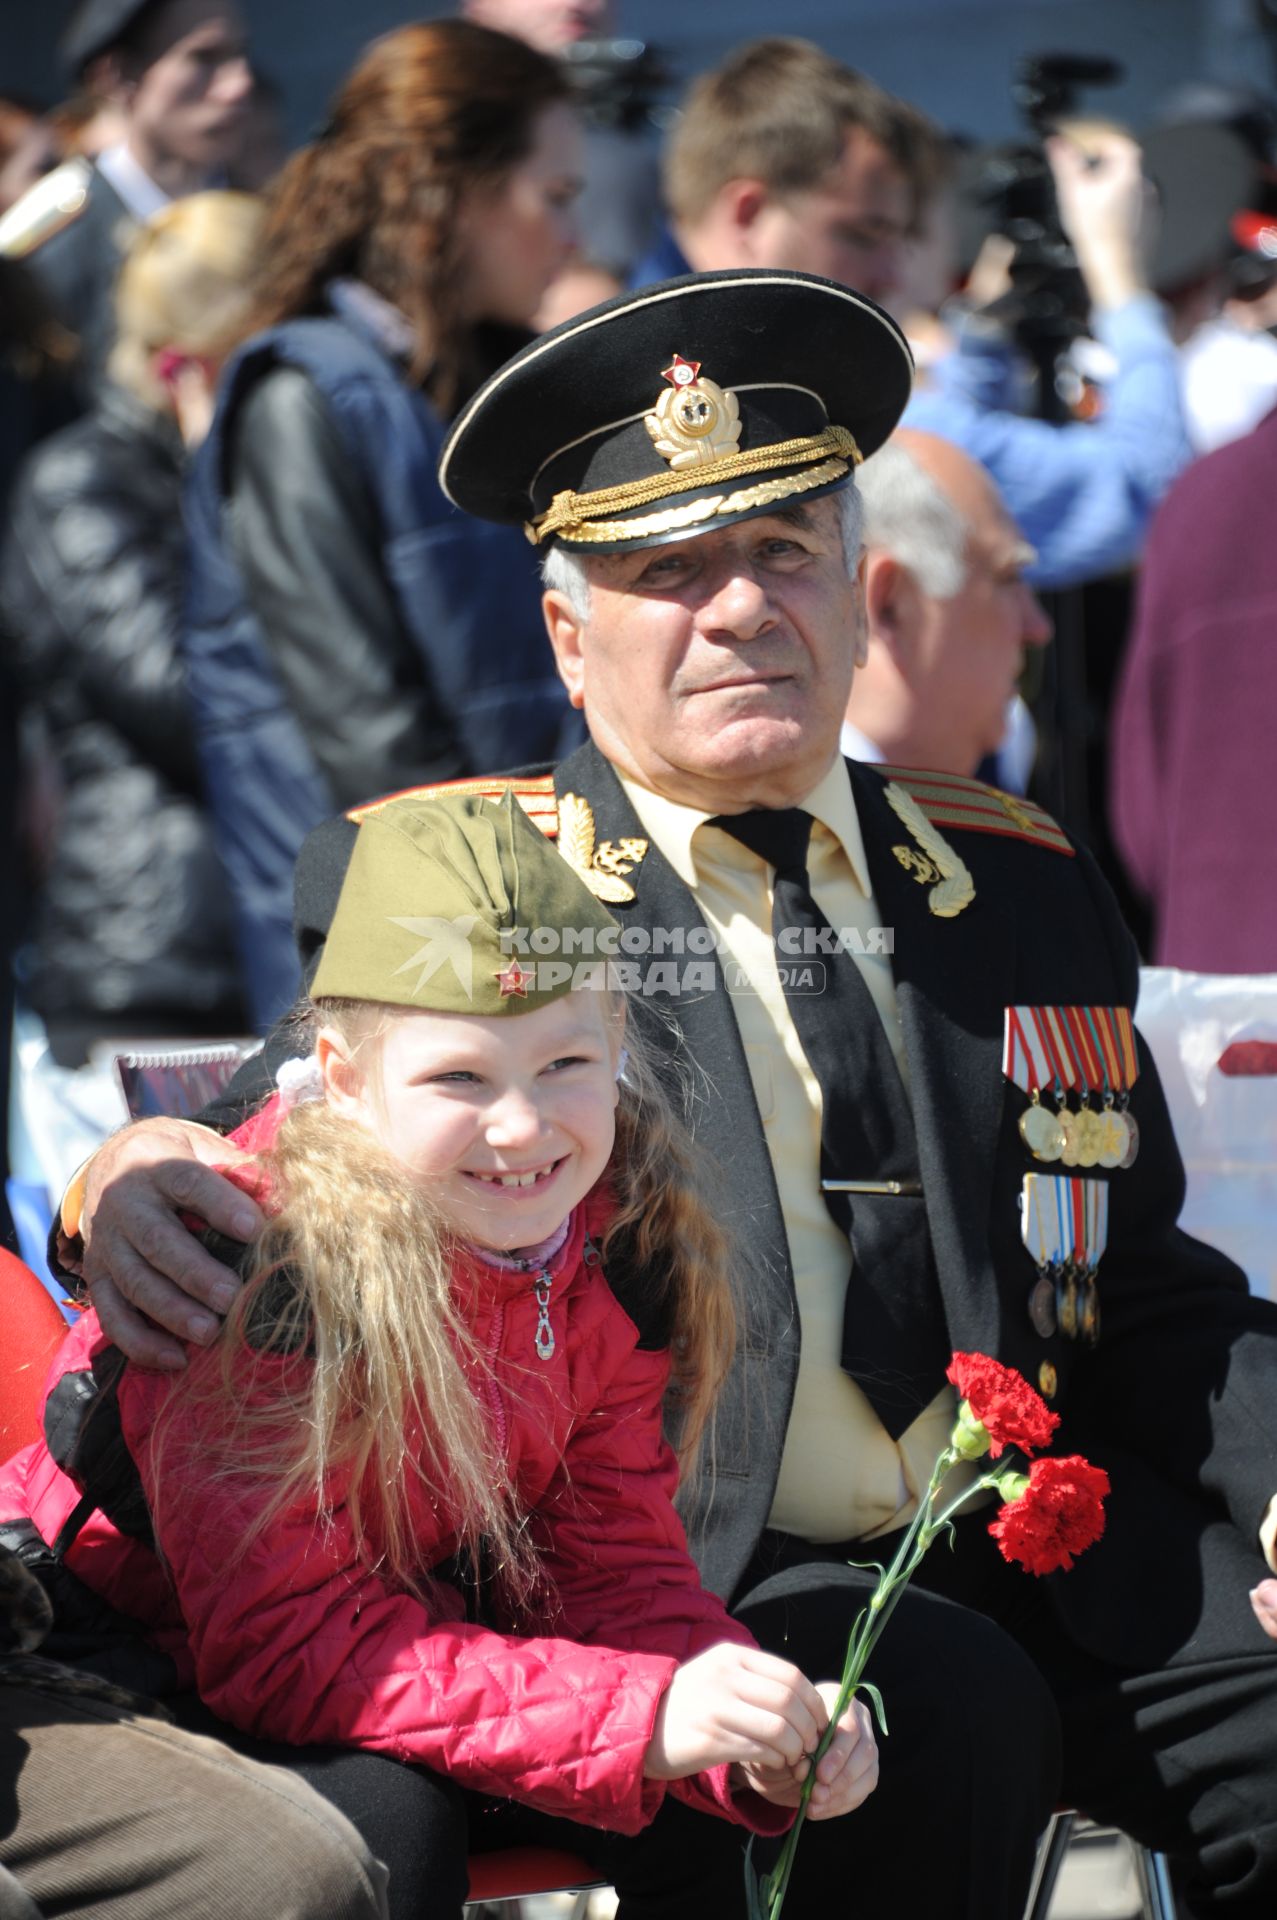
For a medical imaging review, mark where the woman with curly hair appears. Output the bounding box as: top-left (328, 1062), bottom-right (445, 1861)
top-left (183, 21), bottom-right (587, 1030)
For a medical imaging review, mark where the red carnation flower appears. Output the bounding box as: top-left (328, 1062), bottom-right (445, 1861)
top-left (946, 1351), bottom-right (1060, 1459)
top-left (988, 1454), bottom-right (1110, 1576)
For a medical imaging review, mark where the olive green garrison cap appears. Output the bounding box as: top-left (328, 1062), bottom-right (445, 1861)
top-left (312, 789), bottom-right (619, 1014)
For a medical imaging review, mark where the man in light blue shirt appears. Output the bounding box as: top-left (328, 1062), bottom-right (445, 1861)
top-left (906, 131), bottom-right (1192, 589)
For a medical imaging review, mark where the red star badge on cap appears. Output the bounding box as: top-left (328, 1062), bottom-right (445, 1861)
top-left (495, 959), bottom-right (533, 998)
top-left (662, 353), bottom-right (701, 389)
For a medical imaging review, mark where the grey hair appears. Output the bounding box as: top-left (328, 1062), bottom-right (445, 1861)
top-left (540, 479), bottom-right (865, 616)
top-left (856, 440), bottom-right (969, 600)
top-left (541, 540), bottom-right (592, 618)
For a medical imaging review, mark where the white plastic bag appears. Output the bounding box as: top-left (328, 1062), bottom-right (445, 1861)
top-left (1136, 968), bottom-right (1277, 1300)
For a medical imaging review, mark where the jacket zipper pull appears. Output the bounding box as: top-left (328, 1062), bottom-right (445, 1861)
top-left (533, 1269), bottom-right (555, 1361)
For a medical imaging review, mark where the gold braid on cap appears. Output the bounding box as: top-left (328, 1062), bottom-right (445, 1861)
top-left (526, 424), bottom-right (862, 545)
top-left (551, 458), bottom-right (854, 545)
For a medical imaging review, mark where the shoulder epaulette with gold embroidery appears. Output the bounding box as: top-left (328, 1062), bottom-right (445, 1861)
top-left (875, 766), bottom-right (1074, 856)
top-left (347, 774), bottom-right (559, 835)
top-left (346, 776), bottom-right (651, 903)
top-left (0, 158), bottom-right (93, 259)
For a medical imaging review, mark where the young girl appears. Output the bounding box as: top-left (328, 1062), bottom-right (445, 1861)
top-left (0, 790), bottom-right (876, 1917)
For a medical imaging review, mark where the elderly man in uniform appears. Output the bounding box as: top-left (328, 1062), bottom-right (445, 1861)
top-left (0, 0), bottom-right (252, 383)
top-left (35, 273), bottom-right (1277, 1918)
top-left (844, 428), bottom-right (1053, 776)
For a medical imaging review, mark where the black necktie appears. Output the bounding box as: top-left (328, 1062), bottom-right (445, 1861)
top-left (711, 807), bottom-right (948, 1436)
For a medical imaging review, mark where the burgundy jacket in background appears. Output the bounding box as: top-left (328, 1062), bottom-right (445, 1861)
top-left (1112, 403), bottom-right (1277, 972)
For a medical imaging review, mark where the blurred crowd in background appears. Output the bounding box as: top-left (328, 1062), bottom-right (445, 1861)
top-left (2, 0), bottom-right (1277, 1249)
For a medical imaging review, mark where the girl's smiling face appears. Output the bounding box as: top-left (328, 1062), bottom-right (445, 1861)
top-left (318, 991), bottom-right (621, 1251)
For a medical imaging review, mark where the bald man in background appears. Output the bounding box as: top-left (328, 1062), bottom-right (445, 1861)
top-left (843, 429), bottom-right (1052, 777)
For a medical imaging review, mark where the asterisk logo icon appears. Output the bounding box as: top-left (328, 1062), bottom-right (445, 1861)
top-left (388, 914), bottom-right (478, 999)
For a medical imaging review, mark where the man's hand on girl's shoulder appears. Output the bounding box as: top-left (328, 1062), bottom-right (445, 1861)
top-left (76, 1118), bottom-right (264, 1370)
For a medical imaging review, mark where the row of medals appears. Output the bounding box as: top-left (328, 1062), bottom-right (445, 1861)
top-left (1020, 1090), bottom-right (1130, 1349)
top-left (1028, 1261), bottom-right (1100, 1348)
top-left (1019, 1094), bottom-right (1140, 1171)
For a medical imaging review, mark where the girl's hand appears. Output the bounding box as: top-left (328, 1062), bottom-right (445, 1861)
top-left (1250, 1579), bottom-right (1277, 1641)
top-left (643, 1643), bottom-right (831, 1781)
top-left (734, 1686), bottom-right (879, 1820)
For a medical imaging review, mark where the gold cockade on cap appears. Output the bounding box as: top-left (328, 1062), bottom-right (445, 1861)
top-left (526, 337), bottom-right (862, 545)
top-left (645, 353), bottom-right (743, 471)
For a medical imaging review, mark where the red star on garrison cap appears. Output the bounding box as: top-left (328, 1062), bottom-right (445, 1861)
top-left (661, 353), bottom-right (701, 389)
top-left (495, 958), bottom-right (533, 998)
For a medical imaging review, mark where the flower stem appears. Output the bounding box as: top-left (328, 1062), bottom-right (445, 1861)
top-left (761, 1453), bottom-right (1004, 1919)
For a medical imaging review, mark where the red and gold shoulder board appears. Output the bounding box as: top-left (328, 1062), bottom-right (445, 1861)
top-left (346, 776), bottom-right (650, 902)
top-left (875, 766), bottom-right (1074, 857)
top-left (346, 774), bottom-right (559, 836)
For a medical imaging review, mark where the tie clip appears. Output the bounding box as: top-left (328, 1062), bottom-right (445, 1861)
top-left (822, 1178), bottom-right (923, 1196)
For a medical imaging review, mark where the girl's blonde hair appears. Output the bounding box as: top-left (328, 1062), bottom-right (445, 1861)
top-left (151, 994), bottom-right (736, 1612)
top-left (108, 190), bottom-right (266, 411)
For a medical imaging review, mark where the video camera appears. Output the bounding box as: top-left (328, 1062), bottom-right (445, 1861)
top-left (558, 38), bottom-right (673, 133)
top-left (972, 52), bottom-right (1124, 359)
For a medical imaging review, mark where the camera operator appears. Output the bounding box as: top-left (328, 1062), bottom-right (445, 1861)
top-left (906, 125), bottom-right (1192, 589)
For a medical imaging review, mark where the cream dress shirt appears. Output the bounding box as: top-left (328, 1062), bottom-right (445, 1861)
top-left (619, 759), bottom-right (981, 1544)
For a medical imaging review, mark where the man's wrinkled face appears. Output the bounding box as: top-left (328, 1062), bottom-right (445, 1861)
top-left (744, 128), bottom-right (912, 304)
top-left (124, 0), bottom-right (252, 171)
top-left (542, 497), bottom-right (864, 811)
top-left (463, 0), bottom-right (614, 56)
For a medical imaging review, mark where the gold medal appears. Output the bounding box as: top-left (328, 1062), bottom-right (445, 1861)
top-left (1080, 1277), bottom-right (1101, 1347)
top-left (1095, 1106), bottom-right (1126, 1170)
top-left (1072, 1105), bottom-right (1101, 1169)
top-left (1020, 1099), bottom-right (1066, 1163)
top-left (1059, 1108), bottom-right (1081, 1168)
top-left (1119, 1109), bottom-right (1141, 1169)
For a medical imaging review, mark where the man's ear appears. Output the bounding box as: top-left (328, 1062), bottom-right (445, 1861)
top-left (715, 178), bottom-right (774, 258)
top-left (850, 556), bottom-right (870, 668)
top-left (863, 552), bottom-right (921, 663)
top-left (542, 590), bottom-right (587, 711)
top-left (88, 49), bottom-right (135, 108)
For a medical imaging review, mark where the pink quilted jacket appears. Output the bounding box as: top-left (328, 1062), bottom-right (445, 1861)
top-left (0, 1125), bottom-right (787, 1840)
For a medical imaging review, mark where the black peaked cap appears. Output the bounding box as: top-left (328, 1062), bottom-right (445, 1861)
top-left (439, 270), bottom-right (914, 554)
